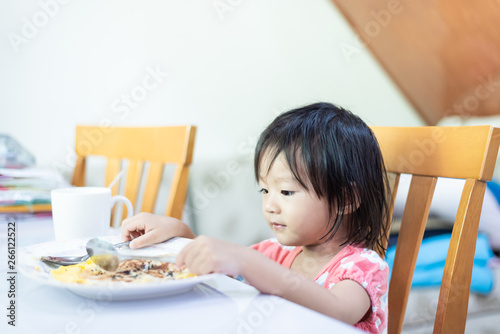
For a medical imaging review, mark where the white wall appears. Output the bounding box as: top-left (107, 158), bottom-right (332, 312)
top-left (0, 0), bottom-right (424, 245)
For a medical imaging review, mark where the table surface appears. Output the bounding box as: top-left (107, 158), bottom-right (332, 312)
top-left (0, 215), bottom-right (364, 334)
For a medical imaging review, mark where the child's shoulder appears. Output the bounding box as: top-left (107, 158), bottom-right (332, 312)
top-left (339, 245), bottom-right (388, 271)
top-left (321, 245), bottom-right (388, 298)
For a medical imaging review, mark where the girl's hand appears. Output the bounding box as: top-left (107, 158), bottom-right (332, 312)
top-left (176, 236), bottom-right (247, 277)
top-left (121, 212), bottom-right (195, 249)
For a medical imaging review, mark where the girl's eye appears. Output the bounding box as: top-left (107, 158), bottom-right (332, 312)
top-left (258, 188), bottom-right (268, 194)
top-left (281, 190), bottom-right (294, 196)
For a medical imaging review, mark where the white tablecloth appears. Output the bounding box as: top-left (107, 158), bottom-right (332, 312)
top-left (0, 215), bottom-right (364, 334)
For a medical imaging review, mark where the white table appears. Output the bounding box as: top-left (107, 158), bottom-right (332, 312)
top-left (0, 215), bottom-right (364, 334)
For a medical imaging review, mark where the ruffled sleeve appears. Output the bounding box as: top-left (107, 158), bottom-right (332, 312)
top-left (321, 247), bottom-right (388, 334)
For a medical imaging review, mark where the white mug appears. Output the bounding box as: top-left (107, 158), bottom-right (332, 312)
top-left (51, 187), bottom-right (134, 240)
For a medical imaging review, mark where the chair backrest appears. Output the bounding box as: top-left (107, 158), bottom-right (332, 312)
top-left (72, 125), bottom-right (196, 222)
top-left (371, 125), bottom-right (500, 334)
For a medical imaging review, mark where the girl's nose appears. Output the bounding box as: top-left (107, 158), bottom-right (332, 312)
top-left (263, 194), bottom-right (280, 214)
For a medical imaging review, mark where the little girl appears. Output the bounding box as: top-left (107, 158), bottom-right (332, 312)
top-left (121, 102), bottom-right (390, 333)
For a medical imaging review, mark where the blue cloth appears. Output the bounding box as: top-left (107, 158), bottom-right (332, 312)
top-left (386, 233), bottom-right (494, 294)
top-left (487, 180), bottom-right (500, 206)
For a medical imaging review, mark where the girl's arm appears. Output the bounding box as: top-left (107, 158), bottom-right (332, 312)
top-left (121, 212), bottom-right (195, 249)
top-left (176, 236), bottom-right (371, 325)
top-left (242, 247), bottom-right (371, 325)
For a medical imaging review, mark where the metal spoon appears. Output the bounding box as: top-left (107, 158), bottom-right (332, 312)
top-left (40, 240), bottom-right (131, 266)
top-left (85, 238), bottom-right (125, 271)
top-left (86, 238), bottom-right (177, 272)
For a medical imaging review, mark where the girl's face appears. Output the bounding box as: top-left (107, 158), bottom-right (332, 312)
top-left (258, 152), bottom-right (333, 247)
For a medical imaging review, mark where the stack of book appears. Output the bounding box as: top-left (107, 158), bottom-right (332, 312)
top-left (0, 168), bottom-right (70, 213)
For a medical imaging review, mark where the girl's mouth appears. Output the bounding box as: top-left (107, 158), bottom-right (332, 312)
top-left (271, 223), bottom-right (286, 230)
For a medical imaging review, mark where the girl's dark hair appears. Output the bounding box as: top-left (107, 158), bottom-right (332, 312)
top-left (254, 102), bottom-right (390, 255)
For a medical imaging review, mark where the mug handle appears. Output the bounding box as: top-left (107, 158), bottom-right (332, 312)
top-left (110, 195), bottom-right (134, 219)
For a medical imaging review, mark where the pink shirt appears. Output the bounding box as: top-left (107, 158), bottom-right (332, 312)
top-left (251, 239), bottom-right (388, 334)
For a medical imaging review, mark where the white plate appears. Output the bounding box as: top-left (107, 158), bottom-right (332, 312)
top-left (19, 236), bottom-right (215, 300)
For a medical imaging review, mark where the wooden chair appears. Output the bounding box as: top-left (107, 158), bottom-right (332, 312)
top-left (72, 125), bottom-right (196, 223)
top-left (371, 125), bottom-right (500, 334)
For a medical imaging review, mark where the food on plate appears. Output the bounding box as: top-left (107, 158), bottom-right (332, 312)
top-left (50, 258), bottom-right (196, 284)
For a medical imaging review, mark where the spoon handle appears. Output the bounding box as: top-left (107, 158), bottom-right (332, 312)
top-left (113, 240), bottom-right (131, 248)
